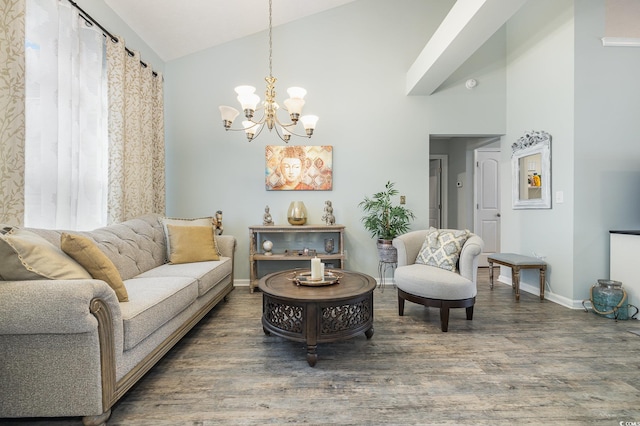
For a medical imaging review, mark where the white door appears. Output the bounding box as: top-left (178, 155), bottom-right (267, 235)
top-left (474, 149), bottom-right (501, 266)
top-left (429, 159), bottom-right (442, 228)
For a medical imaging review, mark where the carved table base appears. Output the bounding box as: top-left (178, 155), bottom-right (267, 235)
top-left (259, 269), bottom-right (376, 366)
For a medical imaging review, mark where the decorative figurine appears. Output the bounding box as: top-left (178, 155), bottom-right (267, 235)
top-left (321, 200), bottom-right (335, 225)
top-left (263, 205), bottom-right (273, 226)
top-left (214, 210), bottom-right (223, 235)
top-left (324, 238), bottom-right (335, 254)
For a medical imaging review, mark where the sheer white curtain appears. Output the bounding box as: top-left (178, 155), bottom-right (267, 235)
top-left (24, 0), bottom-right (108, 230)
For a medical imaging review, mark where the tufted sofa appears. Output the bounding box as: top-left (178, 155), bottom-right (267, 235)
top-left (0, 214), bottom-right (236, 425)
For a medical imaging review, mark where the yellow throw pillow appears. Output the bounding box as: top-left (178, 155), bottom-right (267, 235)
top-left (0, 227), bottom-right (91, 281)
top-left (160, 216), bottom-right (220, 260)
top-left (61, 233), bottom-right (129, 302)
top-left (166, 224), bottom-right (220, 264)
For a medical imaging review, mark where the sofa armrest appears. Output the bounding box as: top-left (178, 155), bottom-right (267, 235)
top-left (216, 235), bottom-right (236, 259)
top-left (393, 230), bottom-right (429, 266)
top-left (0, 279), bottom-right (124, 418)
top-left (458, 234), bottom-right (484, 282)
top-left (0, 279), bottom-right (122, 336)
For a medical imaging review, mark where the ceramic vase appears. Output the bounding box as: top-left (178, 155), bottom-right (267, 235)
top-left (287, 201), bottom-right (307, 225)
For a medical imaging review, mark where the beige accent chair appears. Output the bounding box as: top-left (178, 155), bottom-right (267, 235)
top-left (392, 229), bottom-right (484, 332)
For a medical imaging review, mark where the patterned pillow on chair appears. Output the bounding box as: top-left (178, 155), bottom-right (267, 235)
top-left (415, 227), bottom-right (470, 272)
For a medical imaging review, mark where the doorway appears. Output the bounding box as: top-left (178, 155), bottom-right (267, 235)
top-left (429, 135), bottom-right (501, 265)
top-left (428, 155), bottom-right (448, 228)
top-left (474, 148), bottom-right (501, 266)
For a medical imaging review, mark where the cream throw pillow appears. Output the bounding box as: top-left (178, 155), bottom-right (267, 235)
top-left (61, 233), bottom-right (129, 302)
top-left (0, 227), bottom-right (92, 281)
top-left (415, 228), bottom-right (470, 272)
top-left (166, 224), bottom-right (220, 264)
top-left (160, 217), bottom-right (220, 260)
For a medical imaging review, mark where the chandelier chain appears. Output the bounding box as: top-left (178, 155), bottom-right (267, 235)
top-left (268, 0), bottom-right (273, 78)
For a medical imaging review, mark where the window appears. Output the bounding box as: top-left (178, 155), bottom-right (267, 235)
top-left (24, 0), bottom-right (108, 230)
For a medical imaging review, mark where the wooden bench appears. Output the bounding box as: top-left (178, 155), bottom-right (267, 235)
top-left (487, 253), bottom-right (547, 301)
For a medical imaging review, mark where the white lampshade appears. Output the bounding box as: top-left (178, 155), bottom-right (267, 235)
top-left (237, 93), bottom-right (260, 111)
top-left (219, 106), bottom-right (240, 123)
top-left (284, 98), bottom-right (305, 115)
top-left (234, 85), bottom-right (256, 95)
top-left (286, 87), bottom-right (307, 99)
top-left (242, 120), bottom-right (259, 135)
top-left (300, 115), bottom-right (319, 130)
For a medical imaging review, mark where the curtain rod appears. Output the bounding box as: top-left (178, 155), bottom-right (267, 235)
top-left (67, 0), bottom-right (158, 77)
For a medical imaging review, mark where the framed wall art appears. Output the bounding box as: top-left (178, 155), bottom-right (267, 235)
top-left (265, 145), bottom-right (333, 191)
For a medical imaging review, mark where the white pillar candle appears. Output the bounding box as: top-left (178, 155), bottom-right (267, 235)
top-left (320, 263), bottom-right (325, 278)
top-left (311, 256), bottom-right (321, 280)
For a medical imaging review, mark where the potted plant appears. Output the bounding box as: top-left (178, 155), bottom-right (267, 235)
top-left (358, 181), bottom-right (415, 262)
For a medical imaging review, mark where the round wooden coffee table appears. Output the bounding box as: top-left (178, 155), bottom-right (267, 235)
top-left (259, 269), bottom-right (376, 366)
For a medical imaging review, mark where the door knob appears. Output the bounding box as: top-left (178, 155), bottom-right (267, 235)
top-left (496, 213), bottom-right (501, 217)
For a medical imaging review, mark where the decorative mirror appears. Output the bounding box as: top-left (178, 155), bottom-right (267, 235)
top-left (512, 130), bottom-right (551, 209)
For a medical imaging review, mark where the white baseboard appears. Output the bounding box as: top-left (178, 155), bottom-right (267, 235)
top-left (495, 273), bottom-right (580, 310)
top-left (233, 279), bottom-right (250, 287)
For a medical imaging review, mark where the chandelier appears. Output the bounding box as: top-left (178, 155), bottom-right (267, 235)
top-left (218, 0), bottom-right (318, 143)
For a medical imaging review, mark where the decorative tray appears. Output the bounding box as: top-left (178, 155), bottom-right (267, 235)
top-left (288, 270), bottom-right (341, 287)
top-left (284, 249), bottom-right (317, 257)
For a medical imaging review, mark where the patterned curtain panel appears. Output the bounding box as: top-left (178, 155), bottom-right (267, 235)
top-left (24, 0), bottom-right (108, 230)
top-left (107, 38), bottom-right (165, 224)
top-left (0, 0), bottom-right (25, 226)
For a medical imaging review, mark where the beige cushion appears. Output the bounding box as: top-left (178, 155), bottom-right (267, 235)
top-left (0, 227), bottom-right (92, 281)
top-left (60, 233), bottom-right (129, 302)
top-left (415, 228), bottom-right (470, 272)
top-left (160, 216), bottom-right (220, 260)
top-left (166, 224), bottom-right (220, 264)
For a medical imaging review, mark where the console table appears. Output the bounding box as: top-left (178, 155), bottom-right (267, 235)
top-left (487, 253), bottom-right (547, 301)
top-left (249, 224), bottom-right (345, 293)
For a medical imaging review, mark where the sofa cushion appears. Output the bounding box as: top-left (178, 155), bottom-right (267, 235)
top-left (87, 215), bottom-right (167, 280)
top-left (0, 227), bottom-right (91, 281)
top-left (120, 276), bottom-right (198, 351)
top-left (60, 233), bottom-right (129, 302)
top-left (415, 228), bottom-right (470, 272)
top-left (166, 225), bottom-right (219, 264)
top-left (136, 257), bottom-right (233, 297)
top-left (395, 264), bottom-right (476, 300)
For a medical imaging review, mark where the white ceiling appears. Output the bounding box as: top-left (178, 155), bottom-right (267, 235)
top-left (104, 0), bottom-right (527, 95)
top-left (104, 0), bottom-right (358, 61)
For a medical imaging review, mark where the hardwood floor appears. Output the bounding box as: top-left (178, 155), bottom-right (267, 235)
top-left (4, 268), bottom-right (640, 425)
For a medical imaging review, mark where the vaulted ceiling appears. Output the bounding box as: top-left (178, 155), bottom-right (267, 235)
top-left (104, 0), bottom-right (358, 62)
top-left (104, 0), bottom-right (528, 95)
